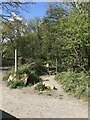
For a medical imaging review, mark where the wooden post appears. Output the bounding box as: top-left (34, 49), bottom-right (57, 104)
top-left (15, 49), bottom-right (17, 73)
top-left (46, 63), bottom-right (49, 75)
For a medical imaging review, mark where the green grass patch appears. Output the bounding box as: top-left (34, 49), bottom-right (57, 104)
top-left (55, 71), bottom-right (89, 100)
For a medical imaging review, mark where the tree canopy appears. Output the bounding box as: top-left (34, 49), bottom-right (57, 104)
top-left (1, 2), bottom-right (90, 75)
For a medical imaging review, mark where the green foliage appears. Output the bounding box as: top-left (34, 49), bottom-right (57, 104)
top-left (17, 64), bottom-right (32, 75)
top-left (5, 71), bottom-right (41, 89)
top-left (55, 71), bottom-right (89, 100)
top-left (7, 80), bottom-right (24, 89)
top-left (30, 60), bottom-right (48, 75)
top-left (3, 72), bottom-right (11, 81)
top-left (27, 73), bottom-right (41, 85)
top-left (2, 2), bottom-right (90, 90)
top-left (2, 3), bottom-right (90, 74)
top-left (42, 3), bottom-right (90, 74)
top-left (88, 87), bottom-right (90, 97)
top-left (89, 79), bottom-right (90, 87)
top-left (35, 82), bottom-right (48, 91)
top-left (3, 61), bottom-right (46, 88)
top-left (17, 60), bottom-right (47, 76)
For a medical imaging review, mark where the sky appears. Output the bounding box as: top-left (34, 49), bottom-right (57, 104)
top-left (1, 1), bottom-right (72, 21)
top-left (0, 0), bottom-right (63, 2)
top-left (21, 2), bottom-right (48, 21)
top-left (1, 2), bottom-right (49, 21)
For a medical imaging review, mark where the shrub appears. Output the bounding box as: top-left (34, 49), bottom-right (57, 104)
top-left (17, 60), bottom-right (47, 76)
top-left (30, 60), bottom-right (48, 75)
top-left (88, 87), bottom-right (90, 97)
top-left (35, 82), bottom-right (49, 91)
top-left (2, 62), bottom-right (43, 88)
top-left (7, 80), bottom-right (24, 89)
top-left (3, 73), bottom-right (11, 81)
top-left (27, 73), bottom-right (41, 85)
top-left (17, 64), bottom-right (31, 75)
top-left (75, 85), bottom-right (88, 99)
top-left (55, 71), bottom-right (89, 100)
top-left (88, 77), bottom-right (90, 87)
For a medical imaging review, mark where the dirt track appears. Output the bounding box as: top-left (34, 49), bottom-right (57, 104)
top-left (0, 71), bottom-right (88, 118)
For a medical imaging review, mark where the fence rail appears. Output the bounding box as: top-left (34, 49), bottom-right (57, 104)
top-left (0, 67), bottom-right (12, 70)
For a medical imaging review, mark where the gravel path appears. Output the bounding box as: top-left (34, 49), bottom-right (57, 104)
top-left (0, 71), bottom-right (88, 118)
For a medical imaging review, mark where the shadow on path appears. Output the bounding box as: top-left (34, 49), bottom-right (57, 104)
top-left (0, 109), bottom-right (19, 120)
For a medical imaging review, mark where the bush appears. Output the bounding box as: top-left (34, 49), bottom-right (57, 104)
top-left (7, 80), bottom-right (24, 89)
top-left (55, 71), bottom-right (89, 100)
top-left (2, 61), bottom-right (45, 89)
top-left (17, 60), bottom-right (47, 76)
top-left (35, 82), bottom-right (49, 91)
top-left (5, 71), bottom-right (41, 89)
top-left (3, 73), bottom-right (11, 81)
top-left (88, 87), bottom-right (90, 97)
top-left (17, 64), bottom-right (32, 75)
top-left (27, 73), bottom-right (41, 85)
top-left (30, 60), bottom-right (48, 75)
top-left (17, 63), bottom-right (42, 85)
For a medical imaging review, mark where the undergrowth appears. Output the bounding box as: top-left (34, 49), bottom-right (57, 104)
top-left (35, 82), bottom-right (49, 91)
top-left (2, 62), bottom-right (44, 89)
top-left (55, 71), bottom-right (89, 100)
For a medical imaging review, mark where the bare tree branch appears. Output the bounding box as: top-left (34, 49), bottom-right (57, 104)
top-left (1, 2), bottom-right (33, 21)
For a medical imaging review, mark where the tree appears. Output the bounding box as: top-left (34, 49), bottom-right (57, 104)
top-left (41, 2), bottom-right (90, 74)
top-left (63, 2), bottom-right (89, 74)
top-left (1, 2), bottom-right (33, 21)
top-left (42, 3), bottom-right (68, 67)
top-left (1, 1), bottom-right (90, 75)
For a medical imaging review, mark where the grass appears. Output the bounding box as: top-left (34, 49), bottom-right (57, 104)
top-left (55, 71), bottom-right (89, 100)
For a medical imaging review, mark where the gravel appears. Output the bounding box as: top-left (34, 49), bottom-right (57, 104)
top-left (0, 71), bottom-right (88, 118)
